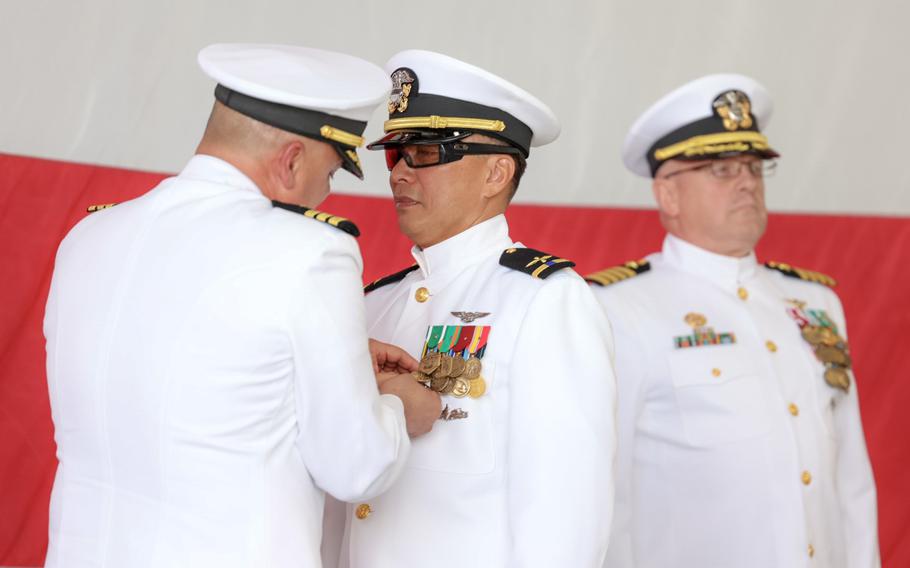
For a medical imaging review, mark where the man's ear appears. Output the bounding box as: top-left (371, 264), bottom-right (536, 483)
top-left (275, 140), bottom-right (306, 190)
top-left (481, 155), bottom-right (515, 199)
top-left (653, 176), bottom-right (681, 218)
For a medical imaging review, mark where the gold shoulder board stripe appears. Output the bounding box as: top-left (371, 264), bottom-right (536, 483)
top-left (364, 264), bottom-right (420, 293)
top-left (87, 203), bottom-right (117, 213)
top-left (271, 200), bottom-right (360, 237)
top-left (765, 261), bottom-right (837, 288)
top-left (585, 259), bottom-right (651, 287)
top-left (499, 247), bottom-right (576, 279)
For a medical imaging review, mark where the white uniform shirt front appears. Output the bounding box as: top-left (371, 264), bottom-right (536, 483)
top-left (593, 234), bottom-right (879, 568)
top-left (43, 155), bottom-right (410, 568)
top-left (343, 215), bottom-right (617, 568)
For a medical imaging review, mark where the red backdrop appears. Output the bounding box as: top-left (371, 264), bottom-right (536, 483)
top-left (2, 153), bottom-right (908, 566)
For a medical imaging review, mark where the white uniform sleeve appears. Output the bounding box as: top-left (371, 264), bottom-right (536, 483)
top-left (506, 274), bottom-right (617, 568)
top-left (830, 298), bottom-right (881, 567)
top-left (289, 233), bottom-right (410, 503)
top-left (596, 293), bottom-right (649, 568)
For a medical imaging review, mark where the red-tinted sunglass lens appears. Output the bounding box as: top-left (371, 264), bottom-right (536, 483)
top-left (385, 147), bottom-right (402, 170)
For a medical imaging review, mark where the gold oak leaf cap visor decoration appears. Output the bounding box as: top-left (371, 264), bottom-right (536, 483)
top-left (367, 49), bottom-right (561, 158)
top-left (622, 73), bottom-right (780, 178)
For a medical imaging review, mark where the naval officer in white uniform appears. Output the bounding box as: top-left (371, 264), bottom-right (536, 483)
top-left (587, 74), bottom-right (879, 568)
top-left (328, 49), bottom-right (617, 568)
top-left (43, 44), bottom-right (440, 568)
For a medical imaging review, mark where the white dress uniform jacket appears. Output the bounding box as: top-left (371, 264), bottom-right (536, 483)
top-left (43, 155), bottom-right (410, 568)
top-left (338, 215), bottom-right (616, 568)
top-left (593, 234), bottom-right (879, 568)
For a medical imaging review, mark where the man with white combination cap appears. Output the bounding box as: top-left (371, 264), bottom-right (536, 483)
top-left (43, 43), bottom-right (440, 567)
top-left (587, 74), bottom-right (879, 567)
top-left (328, 49), bottom-right (617, 568)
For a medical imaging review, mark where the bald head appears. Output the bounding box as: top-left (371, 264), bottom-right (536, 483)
top-left (199, 102), bottom-right (296, 160)
top-left (195, 102), bottom-right (343, 208)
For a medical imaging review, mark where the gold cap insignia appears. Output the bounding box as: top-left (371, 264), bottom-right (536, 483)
top-left (713, 90), bottom-right (754, 131)
top-left (389, 68), bottom-right (417, 114)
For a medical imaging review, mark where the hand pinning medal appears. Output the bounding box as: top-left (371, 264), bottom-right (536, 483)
top-left (414, 323), bottom-right (492, 401)
top-left (413, 353), bottom-right (486, 399)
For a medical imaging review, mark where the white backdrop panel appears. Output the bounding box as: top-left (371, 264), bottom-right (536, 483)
top-left (1, 0), bottom-right (908, 214)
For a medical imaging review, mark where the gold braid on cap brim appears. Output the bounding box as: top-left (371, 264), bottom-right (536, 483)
top-left (654, 131), bottom-right (770, 161)
top-left (384, 115), bottom-right (506, 133)
top-left (320, 125), bottom-right (365, 147)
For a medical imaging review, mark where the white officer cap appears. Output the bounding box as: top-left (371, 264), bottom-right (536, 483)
top-left (367, 49), bottom-right (560, 157)
top-left (198, 43), bottom-right (391, 179)
top-left (622, 73), bottom-right (779, 178)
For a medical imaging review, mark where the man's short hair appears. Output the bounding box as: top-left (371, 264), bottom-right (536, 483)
top-left (474, 133), bottom-right (526, 199)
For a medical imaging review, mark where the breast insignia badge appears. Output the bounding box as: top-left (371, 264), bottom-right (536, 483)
top-left (439, 405), bottom-right (469, 421)
top-left (451, 311), bottom-right (491, 323)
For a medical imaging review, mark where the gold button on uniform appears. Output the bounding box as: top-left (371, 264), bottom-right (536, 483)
top-left (789, 403), bottom-right (800, 416)
top-left (808, 544), bottom-right (815, 558)
top-left (737, 287), bottom-right (748, 300)
top-left (766, 340), bottom-right (778, 352)
top-left (355, 503), bottom-right (372, 520)
top-left (802, 471), bottom-right (812, 485)
top-left (414, 287), bottom-right (430, 303)
top-left (711, 368), bottom-right (721, 377)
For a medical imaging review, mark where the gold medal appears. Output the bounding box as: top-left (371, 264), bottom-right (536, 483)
top-left (824, 366), bottom-right (851, 392)
top-left (418, 352), bottom-right (441, 374)
top-left (411, 371), bottom-right (430, 384)
top-left (801, 326), bottom-right (826, 345)
top-left (430, 377), bottom-right (450, 393)
top-left (818, 327), bottom-right (840, 346)
top-left (435, 355), bottom-right (454, 377)
top-left (451, 378), bottom-right (470, 398)
top-left (441, 378), bottom-right (457, 395)
top-left (463, 357), bottom-right (482, 380)
top-left (815, 345), bottom-right (851, 366)
top-left (450, 356), bottom-right (466, 377)
top-left (468, 376), bottom-right (487, 398)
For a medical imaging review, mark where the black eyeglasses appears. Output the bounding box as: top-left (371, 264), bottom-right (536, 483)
top-left (662, 159), bottom-right (778, 180)
top-left (384, 141), bottom-right (523, 171)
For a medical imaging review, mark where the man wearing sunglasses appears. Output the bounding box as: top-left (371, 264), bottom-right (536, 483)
top-left (327, 50), bottom-right (617, 568)
top-left (588, 74), bottom-right (879, 568)
top-left (43, 44), bottom-right (442, 567)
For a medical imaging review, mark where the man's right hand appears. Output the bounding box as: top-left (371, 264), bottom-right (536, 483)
top-left (377, 373), bottom-right (442, 438)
